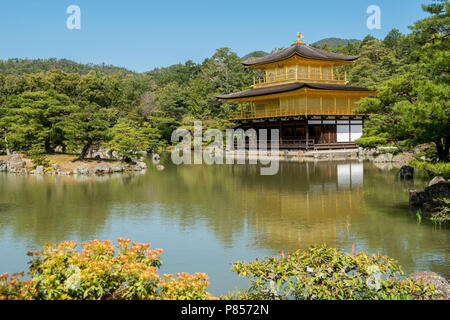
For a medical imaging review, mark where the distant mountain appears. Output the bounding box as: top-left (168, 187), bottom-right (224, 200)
top-left (311, 38), bottom-right (360, 48)
top-left (0, 58), bottom-right (134, 75)
top-left (241, 51), bottom-right (269, 60)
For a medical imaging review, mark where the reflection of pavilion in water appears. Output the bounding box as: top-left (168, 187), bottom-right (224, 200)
top-left (248, 162), bottom-right (365, 250)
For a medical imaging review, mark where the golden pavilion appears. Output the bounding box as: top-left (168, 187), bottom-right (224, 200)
top-left (217, 33), bottom-right (377, 150)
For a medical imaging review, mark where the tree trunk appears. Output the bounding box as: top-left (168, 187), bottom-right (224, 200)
top-left (436, 138), bottom-right (449, 162)
top-left (78, 140), bottom-right (92, 160)
top-left (443, 136), bottom-right (450, 162)
top-left (4, 135), bottom-right (10, 156)
top-left (44, 138), bottom-right (52, 154)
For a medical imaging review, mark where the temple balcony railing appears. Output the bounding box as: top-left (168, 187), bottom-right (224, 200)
top-left (253, 72), bottom-right (347, 88)
top-left (229, 108), bottom-right (364, 120)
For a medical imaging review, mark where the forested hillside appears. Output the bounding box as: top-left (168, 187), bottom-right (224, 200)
top-left (0, 58), bottom-right (133, 76)
top-left (311, 37), bottom-right (360, 48)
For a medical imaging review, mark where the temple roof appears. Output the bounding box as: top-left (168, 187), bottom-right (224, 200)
top-left (241, 42), bottom-right (359, 67)
top-left (217, 82), bottom-right (372, 100)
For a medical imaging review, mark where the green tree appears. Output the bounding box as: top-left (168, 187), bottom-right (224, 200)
top-left (108, 118), bottom-right (161, 160)
top-left (383, 29), bottom-right (403, 50)
top-left (356, 0), bottom-right (450, 161)
top-left (63, 103), bottom-right (114, 160)
top-left (4, 90), bottom-right (74, 153)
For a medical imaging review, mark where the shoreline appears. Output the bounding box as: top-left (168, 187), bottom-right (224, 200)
top-left (0, 147), bottom-right (419, 177)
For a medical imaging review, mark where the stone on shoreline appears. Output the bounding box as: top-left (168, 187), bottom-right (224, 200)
top-left (409, 176), bottom-right (450, 211)
top-left (135, 161), bottom-right (147, 170)
top-left (6, 153), bottom-right (25, 171)
top-left (36, 166), bottom-right (45, 174)
top-left (0, 160), bottom-right (6, 172)
top-left (373, 153), bottom-right (393, 163)
top-left (428, 176), bottom-right (447, 187)
top-left (424, 176), bottom-right (450, 199)
top-left (409, 190), bottom-right (430, 206)
top-left (93, 163), bottom-right (111, 175)
top-left (408, 271), bottom-right (450, 300)
top-left (392, 153), bottom-right (415, 164)
top-left (74, 165), bottom-right (89, 175)
top-left (111, 165), bottom-right (123, 173)
top-left (156, 165), bottom-right (165, 171)
top-left (53, 163), bottom-right (62, 172)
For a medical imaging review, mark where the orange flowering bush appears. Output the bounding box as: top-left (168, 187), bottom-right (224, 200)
top-left (0, 238), bottom-right (209, 300)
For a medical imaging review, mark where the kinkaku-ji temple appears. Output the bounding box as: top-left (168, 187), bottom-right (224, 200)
top-left (217, 33), bottom-right (377, 150)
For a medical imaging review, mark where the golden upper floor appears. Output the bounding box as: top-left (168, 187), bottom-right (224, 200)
top-left (242, 37), bottom-right (359, 88)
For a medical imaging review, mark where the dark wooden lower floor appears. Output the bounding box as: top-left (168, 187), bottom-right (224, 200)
top-left (234, 115), bottom-right (365, 150)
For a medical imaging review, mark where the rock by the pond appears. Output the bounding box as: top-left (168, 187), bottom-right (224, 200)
top-left (428, 176), bottom-right (448, 187)
top-left (93, 163), bottom-right (111, 175)
top-left (373, 153), bottom-right (393, 163)
top-left (373, 162), bottom-right (394, 171)
top-left (135, 161), bottom-right (147, 170)
top-left (156, 165), bottom-right (165, 171)
top-left (6, 153), bottom-right (25, 171)
top-left (36, 165), bottom-right (45, 174)
top-left (111, 165), bottom-right (123, 173)
top-left (409, 190), bottom-right (430, 206)
top-left (53, 163), bottom-right (62, 172)
top-left (424, 177), bottom-right (450, 199)
top-left (152, 153), bottom-right (160, 163)
top-left (399, 165), bottom-right (414, 180)
top-left (20, 168), bottom-right (27, 175)
top-left (408, 271), bottom-right (450, 300)
top-left (0, 160), bottom-right (6, 172)
top-left (74, 165), bottom-right (89, 175)
top-left (54, 145), bottom-right (63, 153)
top-left (63, 171), bottom-right (72, 176)
top-left (392, 153), bottom-right (415, 164)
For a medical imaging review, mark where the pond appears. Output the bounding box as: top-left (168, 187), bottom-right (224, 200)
top-left (0, 156), bottom-right (448, 295)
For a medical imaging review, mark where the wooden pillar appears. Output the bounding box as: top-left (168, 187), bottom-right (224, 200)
top-left (306, 121), bottom-right (309, 150)
top-left (279, 124), bottom-right (282, 146)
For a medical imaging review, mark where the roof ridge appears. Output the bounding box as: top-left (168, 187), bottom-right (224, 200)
top-left (241, 42), bottom-right (359, 67)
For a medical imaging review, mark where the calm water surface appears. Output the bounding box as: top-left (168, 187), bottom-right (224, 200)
top-left (0, 156), bottom-right (448, 295)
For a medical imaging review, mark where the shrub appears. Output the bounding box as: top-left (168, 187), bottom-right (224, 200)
top-left (0, 239), bottom-right (209, 300)
top-left (230, 244), bottom-right (435, 300)
top-left (26, 143), bottom-right (50, 168)
top-left (409, 160), bottom-right (450, 178)
top-left (355, 135), bottom-right (388, 149)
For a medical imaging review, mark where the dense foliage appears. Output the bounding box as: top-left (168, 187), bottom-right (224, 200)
top-left (0, 242), bottom-right (437, 300)
top-left (0, 242), bottom-right (439, 300)
top-left (0, 239), bottom-right (209, 300)
top-left (351, 0), bottom-right (449, 161)
top-left (409, 160), bottom-right (450, 178)
top-left (230, 245), bottom-right (436, 300)
top-left (0, 58), bottom-right (133, 76)
top-left (0, 49), bottom-right (254, 160)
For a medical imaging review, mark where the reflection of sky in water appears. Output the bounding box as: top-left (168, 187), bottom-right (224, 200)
top-left (0, 159), bottom-right (448, 295)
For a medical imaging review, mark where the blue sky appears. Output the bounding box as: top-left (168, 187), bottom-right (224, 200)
top-left (0, 0), bottom-right (431, 72)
